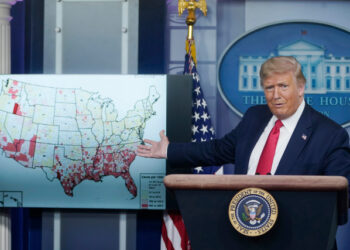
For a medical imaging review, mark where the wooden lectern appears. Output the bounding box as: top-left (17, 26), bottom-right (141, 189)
top-left (164, 175), bottom-right (349, 250)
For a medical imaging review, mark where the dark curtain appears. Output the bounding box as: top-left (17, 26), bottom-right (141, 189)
top-left (10, 0), bottom-right (44, 249)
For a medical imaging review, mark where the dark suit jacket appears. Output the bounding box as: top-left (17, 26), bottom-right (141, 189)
top-left (168, 104), bottom-right (350, 192)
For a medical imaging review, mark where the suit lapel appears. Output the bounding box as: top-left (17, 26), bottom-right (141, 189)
top-left (238, 107), bottom-right (272, 174)
top-left (275, 105), bottom-right (313, 175)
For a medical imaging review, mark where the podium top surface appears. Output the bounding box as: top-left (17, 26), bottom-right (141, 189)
top-left (164, 174), bottom-right (348, 192)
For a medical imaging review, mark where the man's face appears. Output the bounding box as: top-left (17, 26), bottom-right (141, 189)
top-left (263, 71), bottom-right (305, 120)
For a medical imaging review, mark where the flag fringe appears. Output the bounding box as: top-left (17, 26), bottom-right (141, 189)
top-left (186, 39), bottom-right (197, 66)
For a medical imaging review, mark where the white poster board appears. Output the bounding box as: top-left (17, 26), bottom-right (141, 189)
top-left (0, 75), bottom-right (166, 209)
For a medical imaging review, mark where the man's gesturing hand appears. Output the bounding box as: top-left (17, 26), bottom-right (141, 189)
top-left (136, 130), bottom-right (169, 159)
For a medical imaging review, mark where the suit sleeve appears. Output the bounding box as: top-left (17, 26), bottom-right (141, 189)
top-left (323, 128), bottom-right (350, 175)
top-left (167, 131), bottom-right (236, 167)
top-left (166, 110), bottom-right (251, 167)
top-left (322, 127), bottom-right (350, 205)
top-left (166, 105), bottom-right (260, 167)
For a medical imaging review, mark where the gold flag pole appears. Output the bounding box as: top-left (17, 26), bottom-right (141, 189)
top-left (178, 0), bottom-right (207, 40)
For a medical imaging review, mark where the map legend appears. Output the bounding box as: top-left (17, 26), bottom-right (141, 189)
top-left (140, 174), bottom-right (165, 209)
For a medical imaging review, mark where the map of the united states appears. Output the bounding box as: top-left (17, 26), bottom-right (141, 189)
top-left (0, 78), bottom-right (159, 198)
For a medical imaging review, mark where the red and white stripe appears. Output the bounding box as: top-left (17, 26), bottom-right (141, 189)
top-left (161, 211), bottom-right (191, 250)
top-left (161, 167), bottom-right (223, 250)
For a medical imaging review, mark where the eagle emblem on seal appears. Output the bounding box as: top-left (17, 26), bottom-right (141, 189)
top-left (242, 200), bottom-right (265, 225)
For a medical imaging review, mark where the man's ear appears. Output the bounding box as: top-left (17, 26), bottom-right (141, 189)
top-left (298, 82), bottom-right (305, 97)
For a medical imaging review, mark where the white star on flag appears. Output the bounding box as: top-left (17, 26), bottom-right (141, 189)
top-left (194, 86), bottom-right (201, 96)
top-left (193, 73), bottom-right (200, 82)
top-left (200, 125), bottom-right (208, 135)
top-left (194, 166), bottom-right (204, 173)
top-left (202, 99), bottom-right (207, 109)
top-left (192, 112), bottom-right (200, 122)
top-left (210, 126), bottom-right (215, 135)
top-left (195, 99), bottom-right (201, 108)
top-left (192, 125), bottom-right (199, 135)
top-left (201, 112), bottom-right (209, 122)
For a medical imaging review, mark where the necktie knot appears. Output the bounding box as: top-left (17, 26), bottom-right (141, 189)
top-left (275, 119), bottom-right (283, 130)
top-left (271, 120), bottom-right (283, 135)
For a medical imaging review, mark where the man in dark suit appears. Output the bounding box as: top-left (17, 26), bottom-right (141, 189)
top-left (137, 56), bottom-right (350, 190)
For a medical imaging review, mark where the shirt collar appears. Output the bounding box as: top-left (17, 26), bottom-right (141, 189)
top-left (271, 99), bottom-right (305, 133)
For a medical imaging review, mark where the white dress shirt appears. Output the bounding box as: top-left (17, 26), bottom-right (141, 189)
top-left (247, 100), bottom-right (306, 175)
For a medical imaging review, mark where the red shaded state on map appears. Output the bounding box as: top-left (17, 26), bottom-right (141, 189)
top-left (12, 103), bottom-right (23, 115)
top-left (1, 135), bottom-right (37, 167)
top-left (3, 138), bottom-right (25, 156)
top-left (28, 136), bottom-right (37, 157)
top-left (8, 87), bottom-right (19, 99)
top-left (53, 147), bottom-right (137, 197)
top-left (13, 103), bottom-right (19, 114)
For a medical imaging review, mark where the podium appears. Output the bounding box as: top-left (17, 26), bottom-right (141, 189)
top-left (164, 174), bottom-right (349, 250)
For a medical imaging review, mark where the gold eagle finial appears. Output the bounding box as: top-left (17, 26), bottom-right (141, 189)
top-left (178, 0), bottom-right (207, 17)
top-left (178, 0), bottom-right (207, 40)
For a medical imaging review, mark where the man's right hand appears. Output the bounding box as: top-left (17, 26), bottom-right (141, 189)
top-left (136, 130), bottom-right (169, 159)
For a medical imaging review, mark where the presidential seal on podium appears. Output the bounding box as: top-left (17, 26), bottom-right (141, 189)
top-left (228, 187), bottom-right (278, 237)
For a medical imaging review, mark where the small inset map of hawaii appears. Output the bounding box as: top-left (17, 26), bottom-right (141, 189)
top-left (0, 78), bottom-right (160, 198)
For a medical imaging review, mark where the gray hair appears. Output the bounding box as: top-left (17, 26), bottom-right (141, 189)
top-left (260, 56), bottom-right (306, 86)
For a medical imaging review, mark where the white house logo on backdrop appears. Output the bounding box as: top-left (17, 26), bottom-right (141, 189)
top-left (238, 40), bottom-right (350, 93)
top-left (218, 22), bottom-right (350, 127)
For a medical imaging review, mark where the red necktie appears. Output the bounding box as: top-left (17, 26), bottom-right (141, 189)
top-left (256, 120), bottom-right (283, 175)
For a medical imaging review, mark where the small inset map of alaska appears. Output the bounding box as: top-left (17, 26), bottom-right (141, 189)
top-left (0, 78), bottom-right (160, 198)
top-left (0, 191), bottom-right (23, 207)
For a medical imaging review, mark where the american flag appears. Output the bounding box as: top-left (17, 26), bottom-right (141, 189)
top-left (161, 38), bottom-right (222, 250)
top-left (184, 39), bottom-right (222, 175)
